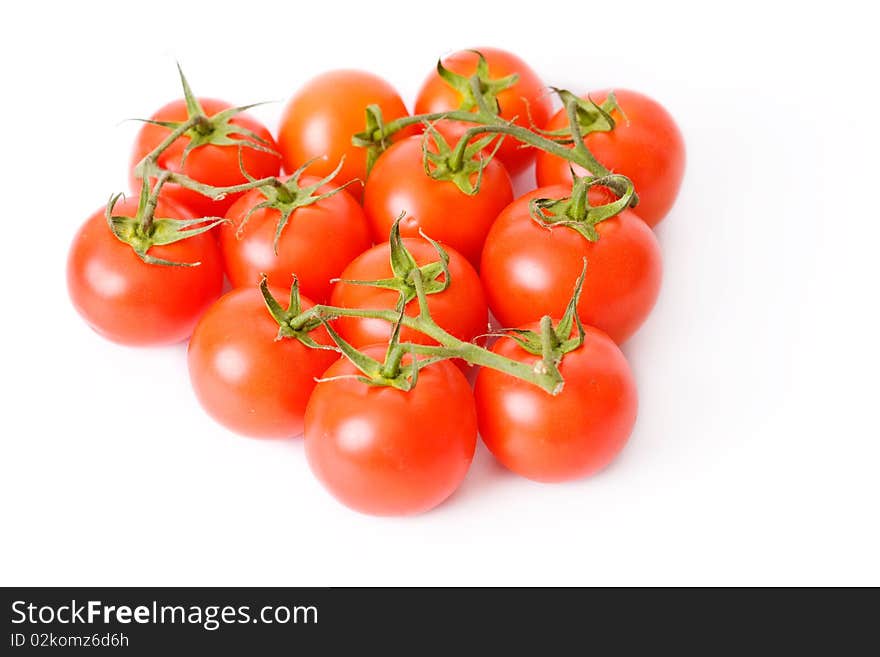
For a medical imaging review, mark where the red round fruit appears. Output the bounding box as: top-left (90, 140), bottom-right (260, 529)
top-left (220, 176), bottom-right (371, 303)
top-left (535, 89), bottom-right (685, 227)
top-left (480, 186), bottom-right (662, 344)
top-left (305, 346), bottom-right (478, 516)
top-left (414, 47), bottom-right (552, 175)
top-left (67, 197), bottom-right (223, 346)
top-left (474, 324), bottom-right (638, 482)
top-left (330, 237), bottom-right (487, 348)
top-left (187, 286), bottom-right (337, 438)
top-left (129, 98), bottom-right (280, 217)
top-left (363, 135), bottom-right (513, 267)
top-left (277, 70), bottom-right (416, 200)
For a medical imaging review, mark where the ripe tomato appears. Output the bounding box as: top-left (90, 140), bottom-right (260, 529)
top-left (480, 186), bottom-right (662, 344)
top-left (414, 47), bottom-right (552, 175)
top-left (277, 70), bottom-right (416, 200)
top-left (535, 89), bottom-right (685, 227)
top-left (474, 324), bottom-right (638, 482)
top-left (67, 197), bottom-right (223, 346)
top-left (304, 346), bottom-right (477, 515)
top-left (363, 135), bottom-right (513, 267)
top-left (129, 98), bottom-right (280, 217)
top-left (187, 286), bottom-right (337, 438)
top-left (220, 177), bottom-right (371, 303)
top-left (330, 237), bottom-right (487, 348)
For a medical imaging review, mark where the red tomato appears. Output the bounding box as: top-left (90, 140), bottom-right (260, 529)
top-left (67, 197), bottom-right (223, 346)
top-left (363, 135), bottom-right (513, 267)
top-left (304, 346), bottom-right (477, 515)
top-left (220, 176), bottom-right (371, 303)
top-left (475, 324), bottom-right (637, 482)
top-left (330, 237), bottom-right (487, 348)
top-left (129, 98), bottom-right (280, 217)
top-left (277, 70), bottom-right (416, 200)
top-left (187, 286), bottom-right (337, 438)
top-left (414, 47), bottom-right (552, 175)
top-left (480, 186), bottom-right (662, 344)
top-left (535, 89), bottom-right (685, 227)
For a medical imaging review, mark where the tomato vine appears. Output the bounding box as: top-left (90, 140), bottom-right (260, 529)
top-left (108, 57), bottom-right (638, 395)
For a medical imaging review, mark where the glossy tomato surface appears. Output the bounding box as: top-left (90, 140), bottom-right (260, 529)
top-left (220, 176), bottom-right (370, 303)
top-left (414, 47), bottom-right (552, 174)
top-left (67, 198), bottom-right (223, 346)
top-left (277, 70), bottom-right (416, 199)
top-left (480, 186), bottom-right (662, 344)
top-left (363, 135), bottom-right (513, 267)
top-left (129, 98), bottom-right (280, 217)
top-left (475, 324), bottom-right (638, 482)
top-left (330, 237), bottom-right (487, 347)
top-left (535, 89), bottom-right (685, 227)
top-left (305, 346), bottom-right (477, 516)
top-left (187, 286), bottom-right (337, 438)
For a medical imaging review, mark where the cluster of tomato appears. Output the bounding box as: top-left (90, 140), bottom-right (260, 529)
top-left (66, 48), bottom-right (684, 516)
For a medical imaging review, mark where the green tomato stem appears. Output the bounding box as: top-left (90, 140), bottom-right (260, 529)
top-left (378, 109), bottom-right (499, 140)
top-left (140, 170), bottom-right (171, 232)
top-left (133, 113), bottom-right (279, 226)
top-left (134, 116), bottom-right (201, 176)
top-left (381, 343), bottom-right (406, 379)
top-left (371, 99), bottom-right (636, 204)
top-left (288, 302), bottom-right (562, 394)
top-left (447, 129), bottom-right (470, 172)
top-left (162, 171), bottom-right (282, 200)
top-left (540, 315), bottom-right (558, 361)
top-left (569, 176), bottom-right (589, 220)
top-left (459, 122), bottom-right (609, 182)
top-left (468, 74), bottom-right (496, 116)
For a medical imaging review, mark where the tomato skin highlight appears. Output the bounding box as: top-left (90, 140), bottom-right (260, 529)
top-left (277, 70), bottom-right (415, 200)
top-left (414, 47), bottom-right (552, 175)
top-left (129, 98), bottom-right (280, 218)
top-left (480, 186), bottom-right (662, 344)
top-left (187, 287), bottom-right (337, 439)
top-left (304, 346), bottom-right (478, 516)
top-left (67, 198), bottom-right (223, 346)
top-left (330, 237), bottom-right (487, 348)
top-left (219, 176), bottom-right (371, 303)
top-left (363, 135), bottom-right (513, 267)
top-left (535, 89), bottom-right (685, 227)
top-left (475, 324), bottom-right (638, 483)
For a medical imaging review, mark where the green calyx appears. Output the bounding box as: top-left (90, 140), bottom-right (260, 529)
top-left (421, 123), bottom-right (503, 195)
top-left (260, 239), bottom-right (582, 396)
top-left (528, 173), bottom-right (635, 242)
top-left (134, 64), bottom-right (278, 174)
top-left (236, 156), bottom-right (357, 253)
top-left (105, 177), bottom-right (225, 266)
top-left (259, 276), bottom-right (336, 350)
top-left (502, 262), bottom-right (588, 388)
top-left (351, 104), bottom-right (390, 178)
top-left (539, 89), bottom-right (623, 144)
top-left (437, 50), bottom-right (519, 116)
top-left (337, 215), bottom-right (450, 304)
top-left (317, 308), bottom-right (440, 392)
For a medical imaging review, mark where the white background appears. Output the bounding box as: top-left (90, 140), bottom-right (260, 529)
top-left (1, 1), bottom-right (878, 586)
